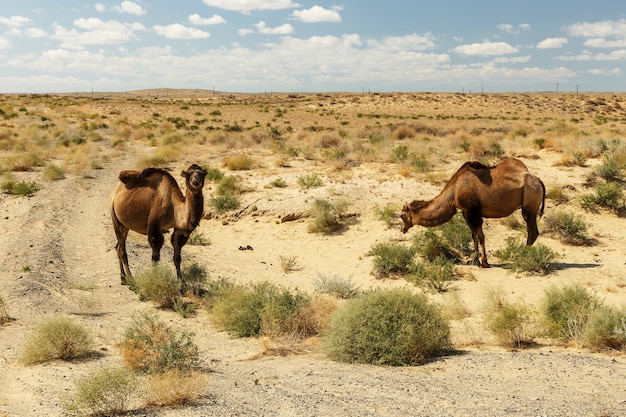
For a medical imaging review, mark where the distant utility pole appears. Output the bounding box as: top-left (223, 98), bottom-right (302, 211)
top-left (555, 82), bottom-right (559, 97)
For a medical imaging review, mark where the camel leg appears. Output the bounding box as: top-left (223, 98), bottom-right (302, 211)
top-left (464, 210), bottom-right (489, 268)
top-left (148, 224), bottom-right (165, 264)
top-left (171, 229), bottom-right (190, 280)
top-left (112, 216), bottom-right (131, 284)
top-left (523, 209), bottom-right (539, 245)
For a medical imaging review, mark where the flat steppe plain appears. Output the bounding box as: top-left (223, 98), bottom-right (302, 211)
top-left (1, 91), bottom-right (625, 416)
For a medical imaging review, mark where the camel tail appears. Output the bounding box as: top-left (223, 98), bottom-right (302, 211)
top-left (539, 178), bottom-right (546, 218)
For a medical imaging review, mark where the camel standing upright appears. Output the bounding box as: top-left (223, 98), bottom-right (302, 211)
top-left (400, 157), bottom-right (545, 268)
top-left (110, 164), bottom-right (207, 283)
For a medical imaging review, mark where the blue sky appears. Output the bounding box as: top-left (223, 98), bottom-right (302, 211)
top-left (0, 1), bottom-right (625, 93)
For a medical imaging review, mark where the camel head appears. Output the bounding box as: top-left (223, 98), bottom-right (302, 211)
top-left (182, 164), bottom-right (207, 192)
top-left (400, 200), bottom-right (429, 233)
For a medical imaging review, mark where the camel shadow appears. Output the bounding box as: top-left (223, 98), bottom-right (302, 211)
top-left (552, 262), bottom-right (601, 270)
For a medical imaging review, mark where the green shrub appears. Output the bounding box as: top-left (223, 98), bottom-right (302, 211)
top-left (411, 215), bottom-right (472, 263)
top-left (484, 290), bottom-right (537, 348)
top-left (542, 210), bottom-right (591, 245)
top-left (215, 174), bottom-right (244, 196)
top-left (297, 173), bottom-right (323, 189)
top-left (541, 284), bottom-right (601, 343)
top-left (132, 264), bottom-right (181, 308)
top-left (307, 198), bottom-right (349, 234)
top-left (583, 305), bottom-right (626, 350)
top-left (20, 317), bottom-right (93, 364)
top-left (493, 236), bottom-right (556, 274)
top-left (323, 288), bottom-right (452, 365)
top-left (392, 145), bottom-right (409, 162)
top-left (205, 166), bottom-right (224, 182)
top-left (373, 204), bottom-right (399, 228)
top-left (408, 256), bottom-right (456, 293)
top-left (62, 367), bottom-right (138, 416)
top-left (596, 156), bottom-right (624, 182)
top-left (313, 273), bottom-right (360, 299)
top-left (209, 193), bottom-right (240, 213)
top-left (0, 294), bottom-right (9, 325)
top-left (367, 241), bottom-right (416, 277)
top-left (210, 281), bottom-right (311, 338)
top-left (223, 154), bottom-right (254, 170)
top-left (43, 163), bottom-right (65, 181)
top-left (268, 177), bottom-right (288, 188)
top-left (181, 263), bottom-right (208, 296)
top-left (3, 180), bottom-right (40, 196)
top-left (581, 182), bottom-right (625, 212)
top-left (187, 230), bottom-right (211, 246)
top-left (119, 313), bottom-right (199, 374)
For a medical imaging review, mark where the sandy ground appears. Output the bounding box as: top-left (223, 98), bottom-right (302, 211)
top-left (1, 93), bottom-right (626, 416)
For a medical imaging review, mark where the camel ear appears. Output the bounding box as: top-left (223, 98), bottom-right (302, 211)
top-left (181, 170), bottom-right (188, 178)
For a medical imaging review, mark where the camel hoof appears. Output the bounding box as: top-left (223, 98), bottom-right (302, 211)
top-left (480, 263), bottom-right (491, 269)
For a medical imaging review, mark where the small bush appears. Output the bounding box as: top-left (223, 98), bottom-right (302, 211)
top-left (268, 177), bottom-right (288, 188)
top-left (43, 163), bottom-right (65, 181)
top-left (119, 313), bottom-right (200, 374)
top-left (367, 241), bottom-right (416, 277)
top-left (223, 154), bottom-right (254, 170)
top-left (3, 180), bottom-right (40, 196)
top-left (209, 193), bottom-right (240, 213)
top-left (313, 273), bottom-right (360, 299)
top-left (62, 367), bottom-right (138, 416)
top-left (187, 230), bottom-right (211, 246)
top-left (181, 263), bottom-right (208, 296)
top-left (596, 157), bottom-right (624, 182)
top-left (484, 290), bottom-right (537, 348)
top-left (323, 288), bottom-right (452, 365)
top-left (408, 256), bottom-right (456, 293)
top-left (373, 204), bottom-right (399, 228)
top-left (493, 236), bottom-right (556, 274)
top-left (297, 173), bottom-right (323, 189)
top-left (307, 198), bottom-right (349, 234)
top-left (279, 255), bottom-right (301, 273)
top-left (144, 370), bottom-right (207, 407)
top-left (215, 174), bottom-right (244, 196)
top-left (541, 284), bottom-right (601, 343)
top-left (21, 317), bottom-right (93, 365)
top-left (210, 281), bottom-right (312, 338)
top-left (132, 264), bottom-right (181, 308)
top-left (593, 182), bottom-right (624, 210)
top-left (542, 210), bottom-right (591, 245)
top-left (204, 166), bottom-right (224, 182)
top-left (412, 215), bottom-right (472, 263)
top-left (583, 305), bottom-right (626, 350)
top-left (0, 294), bottom-right (9, 325)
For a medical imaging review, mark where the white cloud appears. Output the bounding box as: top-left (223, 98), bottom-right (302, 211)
top-left (367, 33), bottom-right (436, 52)
top-left (494, 55), bottom-right (531, 64)
top-left (254, 21), bottom-right (294, 35)
top-left (584, 38), bottom-right (626, 48)
top-left (189, 13), bottom-right (226, 25)
top-left (587, 68), bottom-right (623, 76)
top-left (0, 15), bottom-right (33, 28)
top-left (453, 41), bottom-right (518, 56)
top-left (565, 19), bottom-right (626, 38)
top-left (238, 28), bottom-right (254, 36)
top-left (0, 36), bottom-right (11, 49)
top-left (95, 3), bottom-right (106, 13)
top-left (153, 24), bottom-right (211, 39)
top-left (202, 0), bottom-right (300, 13)
top-left (536, 37), bottom-right (567, 49)
top-left (113, 1), bottom-right (146, 16)
top-left (556, 49), bottom-right (626, 61)
top-left (25, 28), bottom-right (47, 38)
top-left (292, 6), bottom-right (342, 23)
top-left (52, 18), bottom-right (147, 49)
top-left (497, 23), bottom-right (531, 34)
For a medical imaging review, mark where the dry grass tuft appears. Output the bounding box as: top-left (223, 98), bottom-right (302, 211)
top-left (144, 370), bottom-right (208, 407)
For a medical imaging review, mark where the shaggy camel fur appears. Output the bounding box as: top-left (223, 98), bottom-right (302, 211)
top-left (401, 157), bottom-right (545, 268)
top-left (111, 164), bottom-right (207, 283)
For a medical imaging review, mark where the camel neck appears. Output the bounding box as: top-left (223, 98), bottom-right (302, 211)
top-left (185, 189), bottom-right (204, 230)
top-left (415, 188), bottom-right (457, 227)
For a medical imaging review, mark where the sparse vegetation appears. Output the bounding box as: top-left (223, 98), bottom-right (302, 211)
top-left (279, 255), bottom-right (301, 273)
top-left (323, 288), bottom-right (452, 365)
top-left (62, 367), bottom-right (138, 417)
top-left (307, 198), bottom-right (349, 234)
top-left (313, 273), bottom-right (360, 298)
top-left (131, 264), bottom-right (181, 309)
top-left (20, 317), bottom-right (94, 365)
top-left (143, 370), bottom-right (208, 407)
top-left (0, 294), bottom-right (9, 325)
top-left (119, 313), bottom-right (200, 374)
top-left (493, 236), bottom-right (556, 274)
top-left (542, 210), bottom-right (591, 245)
top-left (484, 289), bottom-right (537, 348)
top-left (367, 241), bottom-right (416, 278)
top-left (373, 203), bottom-right (399, 228)
top-left (297, 173), bottom-right (323, 189)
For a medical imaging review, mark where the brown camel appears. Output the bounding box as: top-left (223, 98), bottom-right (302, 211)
top-left (110, 164), bottom-right (207, 283)
top-left (400, 157), bottom-right (545, 268)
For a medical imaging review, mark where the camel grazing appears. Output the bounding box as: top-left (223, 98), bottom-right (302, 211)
top-left (110, 164), bottom-right (207, 283)
top-left (400, 157), bottom-right (545, 268)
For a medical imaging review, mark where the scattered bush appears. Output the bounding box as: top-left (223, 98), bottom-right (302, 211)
top-left (542, 210), bottom-right (591, 245)
top-left (2, 179), bottom-right (40, 196)
top-left (0, 294), bottom-right (9, 325)
top-left (297, 173), bottom-right (323, 189)
top-left (279, 255), bottom-right (301, 273)
top-left (43, 163), bottom-right (65, 181)
top-left (132, 264), bottom-right (181, 308)
top-left (412, 215), bottom-right (472, 262)
top-left (408, 256), bottom-right (456, 293)
top-left (62, 367), bottom-right (138, 416)
top-left (541, 284), bottom-right (601, 343)
top-left (209, 193), bottom-right (240, 213)
top-left (20, 317), bottom-right (93, 365)
top-left (307, 198), bottom-right (349, 234)
top-left (223, 154), bottom-right (255, 170)
top-left (367, 241), bottom-right (416, 277)
top-left (493, 236), bottom-right (556, 274)
top-left (313, 273), bottom-right (360, 299)
top-left (323, 288), bottom-right (452, 365)
top-left (144, 370), bottom-right (207, 407)
top-left (210, 281), bottom-right (312, 338)
top-left (583, 305), bottom-right (626, 350)
top-left (187, 230), bottom-right (211, 246)
top-left (484, 289), bottom-right (537, 348)
top-left (596, 156), bottom-right (624, 182)
top-left (268, 177), bottom-right (288, 188)
top-left (581, 182), bottom-right (624, 213)
top-left (119, 313), bottom-right (200, 374)
top-left (373, 204), bottom-right (399, 228)
top-left (181, 263), bottom-right (209, 296)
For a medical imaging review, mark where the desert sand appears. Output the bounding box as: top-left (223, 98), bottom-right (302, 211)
top-left (0, 91), bottom-right (625, 416)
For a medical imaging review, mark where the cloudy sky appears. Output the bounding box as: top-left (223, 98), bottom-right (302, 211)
top-left (0, 1), bottom-right (625, 93)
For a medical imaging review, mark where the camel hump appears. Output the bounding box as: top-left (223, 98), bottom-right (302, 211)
top-left (464, 161), bottom-right (490, 171)
top-left (118, 167), bottom-right (168, 183)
